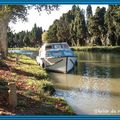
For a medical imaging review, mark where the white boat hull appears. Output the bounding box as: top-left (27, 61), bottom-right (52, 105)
top-left (36, 56), bottom-right (77, 73)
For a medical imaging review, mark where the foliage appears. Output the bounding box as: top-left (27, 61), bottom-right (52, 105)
top-left (57, 18), bottom-right (70, 43)
top-left (8, 24), bottom-right (43, 47)
top-left (86, 5), bottom-right (93, 21)
top-left (3, 5), bottom-right (120, 54)
top-left (72, 46), bottom-right (120, 52)
top-left (0, 5), bottom-right (28, 22)
top-left (47, 20), bottom-right (59, 43)
top-left (0, 5), bottom-right (59, 59)
top-left (46, 5), bottom-right (120, 47)
top-left (88, 7), bottom-right (107, 45)
top-left (47, 5), bottom-right (87, 46)
top-left (0, 53), bottom-right (74, 115)
top-left (0, 5), bottom-right (59, 22)
top-left (105, 5), bottom-right (120, 46)
top-left (71, 8), bottom-right (87, 46)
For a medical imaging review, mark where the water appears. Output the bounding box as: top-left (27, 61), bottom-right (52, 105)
top-left (49, 52), bottom-right (120, 115)
top-left (8, 50), bottom-right (38, 59)
top-left (9, 50), bottom-right (120, 115)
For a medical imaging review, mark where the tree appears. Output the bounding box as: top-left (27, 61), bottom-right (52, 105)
top-left (47, 5), bottom-right (87, 46)
top-left (36, 27), bottom-right (43, 46)
top-left (30, 23), bottom-right (43, 47)
top-left (23, 32), bottom-right (31, 47)
top-left (17, 31), bottom-right (26, 47)
top-left (86, 5), bottom-right (93, 44)
top-left (0, 5), bottom-right (59, 59)
top-left (0, 5), bottom-right (28, 58)
top-left (8, 30), bottom-right (15, 48)
top-left (56, 15), bottom-right (70, 44)
top-left (71, 8), bottom-right (87, 46)
top-left (47, 20), bottom-right (59, 43)
top-left (88, 7), bottom-right (106, 45)
top-left (105, 5), bottom-right (120, 46)
top-left (8, 24), bottom-right (43, 47)
top-left (86, 5), bottom-right (93, 24)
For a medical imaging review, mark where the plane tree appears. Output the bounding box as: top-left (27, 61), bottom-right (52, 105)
top-left (0, 5), bottom-right (58, 59)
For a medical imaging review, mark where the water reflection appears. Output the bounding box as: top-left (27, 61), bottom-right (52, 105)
top-left (52, 73), bottom-right (120, 115)
top-left (50, 52), bottom-right (120, 115)
top-left (75, 52), bottom-right (120, 78)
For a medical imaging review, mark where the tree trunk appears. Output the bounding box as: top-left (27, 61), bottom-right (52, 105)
top-left (0, 14), bottom-right (10, 59)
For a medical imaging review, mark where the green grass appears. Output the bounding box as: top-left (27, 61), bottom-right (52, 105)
top-left (7, 54), bottom-right (53, 94)
top-left (0, 53), bottom-right (74, 114)
top-left (71, 46), bottom-right (120, 52)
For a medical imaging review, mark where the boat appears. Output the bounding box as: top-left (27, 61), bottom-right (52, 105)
top-left (36, 42), bottom-right (77, 73)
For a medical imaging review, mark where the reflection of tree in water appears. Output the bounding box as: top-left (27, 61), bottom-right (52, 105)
top-left (76, 52), bottom-right (120, 78)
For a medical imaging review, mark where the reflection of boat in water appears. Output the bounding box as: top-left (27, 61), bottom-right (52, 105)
top-left (36, 42), bottom-right (77, 73)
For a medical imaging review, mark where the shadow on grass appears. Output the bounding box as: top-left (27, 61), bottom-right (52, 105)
top-left (0, 78), bottom-right (9, 111)
top-left (19, 61), bottom-right (37, 66)
top-left (11, 67), bottom-right (47, 80)
top-left (0, 60), bottom-right (10, 71)
top-left (6, 58), bottom-right (16, 62)
top-left (0, 93), bottom-right (74, 115)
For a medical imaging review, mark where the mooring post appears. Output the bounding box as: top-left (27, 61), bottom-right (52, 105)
top-left (8, 82), bottom-right (17, 109)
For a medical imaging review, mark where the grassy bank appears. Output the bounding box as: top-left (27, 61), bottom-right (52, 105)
top-left (9, 46), bottom-right (120, 53)
top-left (0, 54), bottom-right (74, 115)
top-left (71, 46), bottom-right (120, 53)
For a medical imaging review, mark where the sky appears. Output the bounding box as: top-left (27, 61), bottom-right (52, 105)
top-left (9, 5), bottom-right (108, 33)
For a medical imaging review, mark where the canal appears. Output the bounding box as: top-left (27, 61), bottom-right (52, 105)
top-left (50, 52), bottom-right (120, 115)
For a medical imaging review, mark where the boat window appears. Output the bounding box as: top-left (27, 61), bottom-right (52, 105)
top-left (53, 44), bottom-right (62, 49)
top-left (46, 51), bottom-right (63, 57)
top-left (62, 44), bottom-right (69, 49)
top-left (45, 45), bottom-right (52, 50)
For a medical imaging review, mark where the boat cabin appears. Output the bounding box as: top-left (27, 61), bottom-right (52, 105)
top-left (39, 43), bottom-right (74, 58)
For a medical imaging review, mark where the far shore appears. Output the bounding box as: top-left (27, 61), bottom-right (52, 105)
top-left (9, 46), bottom-right (120, 53)
top-left (71, 46), bottom-right (120, 53)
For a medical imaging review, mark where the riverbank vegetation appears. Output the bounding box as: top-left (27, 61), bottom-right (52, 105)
top-left (9, 46), bottom-right (120, 53)
top-left (0, 54), bottom-right (74, 115)
top-left (72, 46), bottom-right (120, 52)
top-left (7, 5), bottom-right (120, 50)
top-left (45, 5), bottom-right (120, 46)
top-left (8, 24), bottom-right (43, 48)
top-left (0, 5), bottom-right (59, 59)
top-left (0, 5), bottom-right (119, 59)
